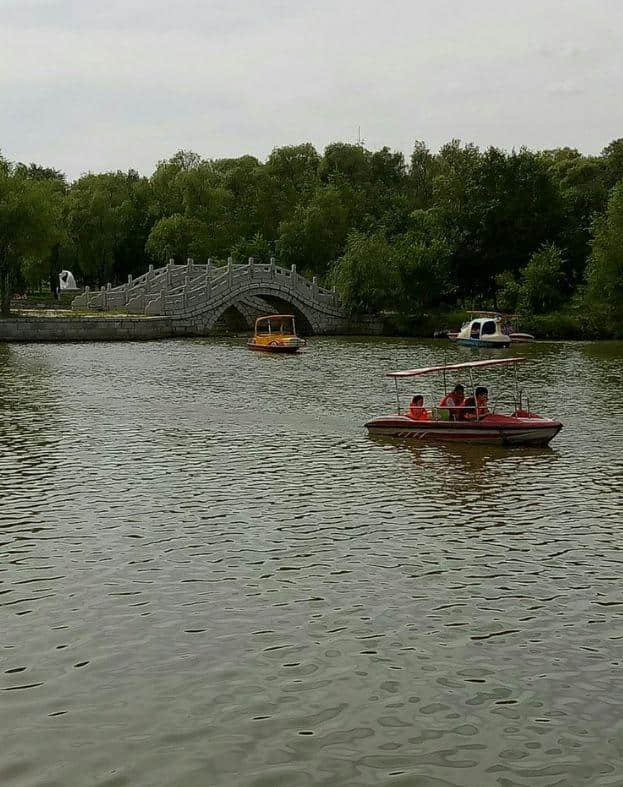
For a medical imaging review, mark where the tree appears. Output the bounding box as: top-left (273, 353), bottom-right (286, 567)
top-left (176, 164), bottom-right (236, 256)
top-left (265, 144), bottom-right (320, 196)
top-left (435, 144), bottom-right (563, 300)
top-left (13, 163), bottom-right (66, 182)
top-left (602, 139), bottom-right (623, 186)
top-left (231, 232), bottom-right (273, 263)
top-left (585, 182), bottom-right (623, 322)
top-left (495, 271), bottom-right (521, 313)
top-left (408, 140), bottom-right (440, 210)
top-left (276, 186), bottom-right (349, 276)
top-left (547, 154), bottom-right (609, 285)
top-left (331, 230), bottom-right (399, 313)
top-left (145, 214), bottom-right (213, 263)
top-left (319, 142), bottom-right (371, 186)
top-left (65, 172), bottom-right (145, 284)
top-left (213, 155), bottom-right (264, 241)
top-left (519, 243), bottom-right (565, 314)
top-left (13, 163), bottom-right (68, 294)
top-left (331, 214), bottom-right (454, 315)
top-left (392, 210), bottom-right (454, 310)
top-left (149, 150), bottom-right (202, 219)
top-left (0, 158), bottom-right (61, 315)
top-left (370, 147), bottom-right (406, 188)
top-left (110, 173), bottom-right (153, 282)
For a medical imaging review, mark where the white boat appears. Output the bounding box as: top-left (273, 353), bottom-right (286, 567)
top-left (450, 315), bottom-right (511, 348)
top-left (449, 311), bottom-right (534, 347)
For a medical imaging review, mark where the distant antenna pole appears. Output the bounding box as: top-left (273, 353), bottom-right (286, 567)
top-left (357, 126), bottom-right (365, 148)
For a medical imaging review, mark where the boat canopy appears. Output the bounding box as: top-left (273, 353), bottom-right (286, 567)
top-left (387, 357), bottom-right (527, 379)
top-left (254, 314), bottom-right (296, 333)
top-left (255, 314), bottom-right (295, 323)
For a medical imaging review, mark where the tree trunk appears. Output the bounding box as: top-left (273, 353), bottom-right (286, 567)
top-left (49, 244), bottom-right (60, 298)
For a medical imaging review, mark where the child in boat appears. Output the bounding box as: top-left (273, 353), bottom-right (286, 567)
top-left (439, 384), bottom-right (465, 421)
top-left (463, 386), bottom-right (489, 420)
top-left (408, 395), bottom-right (430, 421)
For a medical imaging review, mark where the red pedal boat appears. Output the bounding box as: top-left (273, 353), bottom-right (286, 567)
top-left (365, 357), bottom-right (563, 447)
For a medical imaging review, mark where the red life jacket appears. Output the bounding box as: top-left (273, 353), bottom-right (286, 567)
top-left (439, 392), bottom-right (463, 419)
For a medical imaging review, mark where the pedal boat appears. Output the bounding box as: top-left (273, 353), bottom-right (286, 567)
top-left (247, 314), bottom-right (305, 354)
top-left (450, 315), bottom-right (511, 348)
top-left (449, 311), bottom-right (535, 346)
top-left (365, 358), bottom-right (563, 447)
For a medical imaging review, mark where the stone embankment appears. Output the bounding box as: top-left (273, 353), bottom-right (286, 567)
top-left (0, 315), bottom-right (175, 343)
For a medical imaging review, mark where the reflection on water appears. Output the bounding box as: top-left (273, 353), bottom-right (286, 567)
top-left (369, 434), bottom-right (561, 471)
top-left (1, 337), bottom-right (623, 787)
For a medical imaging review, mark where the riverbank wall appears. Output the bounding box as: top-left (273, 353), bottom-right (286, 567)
top-left (0, 313), bottom-right (383, 342)
top-left (0, 316), bottom-right (176, 342)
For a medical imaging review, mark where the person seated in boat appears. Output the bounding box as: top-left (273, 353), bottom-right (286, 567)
top-left (463, 386), bottom-right (490, 420)
top-left (408, 395), bottom-right (430, 421)
top-left (438, 384), bottom-right (464, 421)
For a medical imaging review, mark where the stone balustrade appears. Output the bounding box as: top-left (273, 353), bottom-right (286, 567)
top-left (72, 257), bottom-right (353, 335)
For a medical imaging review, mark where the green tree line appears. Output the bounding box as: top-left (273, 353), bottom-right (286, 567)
top-left (1, 139), bottom-right (622, 333)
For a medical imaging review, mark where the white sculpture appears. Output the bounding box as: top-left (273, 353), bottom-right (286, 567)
top-left (59, 270), bottom-right (78, 290)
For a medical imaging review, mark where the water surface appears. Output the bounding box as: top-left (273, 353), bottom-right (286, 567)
top-left (1, 337), bottom-right (622, 787)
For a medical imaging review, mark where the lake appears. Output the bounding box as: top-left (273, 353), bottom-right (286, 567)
top-left (1, 337), bottom-right (622, 787)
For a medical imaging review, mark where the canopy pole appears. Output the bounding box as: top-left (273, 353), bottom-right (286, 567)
top-left (394, 377), bottom-right (401, 414)
top-left (469, 367), bottom-right (476, 411)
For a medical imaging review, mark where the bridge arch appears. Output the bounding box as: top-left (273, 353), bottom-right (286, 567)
top-left (71, 259), bottom-right (365, 335)
top-left (199, 283), bottom-right (323, 334)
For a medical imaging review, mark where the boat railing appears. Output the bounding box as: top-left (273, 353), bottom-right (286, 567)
top-left (427, 394), bottom-right (534, 420)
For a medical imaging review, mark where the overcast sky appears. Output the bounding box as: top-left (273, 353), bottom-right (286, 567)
top-left (1, 0), bottom-right (622, 180)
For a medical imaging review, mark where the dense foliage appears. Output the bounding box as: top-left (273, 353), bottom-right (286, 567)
top-left (1, 138), bottom-right (622, 333)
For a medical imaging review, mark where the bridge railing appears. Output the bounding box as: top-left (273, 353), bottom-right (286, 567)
top-left (73, 257), bottom-right (342, 317)
top-left (72, 259), bottom-right (211, 310)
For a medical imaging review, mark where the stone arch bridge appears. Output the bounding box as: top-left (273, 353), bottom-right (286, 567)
top-left (72, 258), bottom-right (379, 335)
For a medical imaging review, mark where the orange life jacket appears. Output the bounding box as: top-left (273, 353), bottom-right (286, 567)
top-left (408, 404), bottom-right (429, 421)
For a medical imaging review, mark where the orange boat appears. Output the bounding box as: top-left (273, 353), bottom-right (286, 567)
top-left (247, 315), bottom-right (305, 354)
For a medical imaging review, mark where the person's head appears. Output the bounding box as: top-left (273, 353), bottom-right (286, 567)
top-left (475, 386), bottom-right (488, 402)
top-left (411, 395), bottom-right (424, 406)
top-left (453, 383), bottom-right (465, 401)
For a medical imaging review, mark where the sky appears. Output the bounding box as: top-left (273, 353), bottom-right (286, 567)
top-left (1, 0), bottom-right (622, 180)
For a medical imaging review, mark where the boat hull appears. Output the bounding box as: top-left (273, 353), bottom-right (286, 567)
top-left (365, 414), bottom-right (562, 446)
top-left (247, 341), bottom-right (301, 353)
top-left (455, 337), bottom-right (511, 349)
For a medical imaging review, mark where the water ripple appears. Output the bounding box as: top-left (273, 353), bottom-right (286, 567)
top-left (1, 338), bottom-right (622, 786)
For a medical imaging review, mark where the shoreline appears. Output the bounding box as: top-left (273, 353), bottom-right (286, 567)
top-left (0, 309), bottom-right (619, 343)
